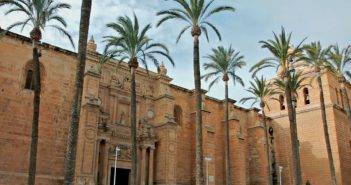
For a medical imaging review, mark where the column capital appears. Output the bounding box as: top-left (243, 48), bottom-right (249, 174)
top-left (140, 145), bottom-right (148, 150)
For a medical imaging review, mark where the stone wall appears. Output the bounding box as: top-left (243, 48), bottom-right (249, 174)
top-left (267, 69), bottom-right (351, 185)
top-left (0, 32), bottom-right (77, 185)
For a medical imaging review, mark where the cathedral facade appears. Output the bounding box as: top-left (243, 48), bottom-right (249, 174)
top-left (0, 31), bottom-right (350, 185)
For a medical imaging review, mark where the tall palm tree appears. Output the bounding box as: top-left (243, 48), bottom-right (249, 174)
top-left (327, 44), bottom-right (351, 125)
top-left (240, 76), bottom-right (278, 185)
top-left (0, 1), bottom-right (74, 185)
top-left (63, 0), bottom-right (92, 184)
top-left (157, 1), bottom-right (235, 184)
top-left (202, 46), bottom-right (245, 185)
top-left (301, 42), bottom-right (337, 185)
top-left (250, 27), bottom-right (305, 185)
top-left (103, 14), bottom-right (174, 185)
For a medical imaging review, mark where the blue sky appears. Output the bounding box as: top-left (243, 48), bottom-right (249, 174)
top-left (1, 0), bottom-right (351, 108)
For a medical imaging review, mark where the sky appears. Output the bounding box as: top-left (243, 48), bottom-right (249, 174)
top-left (1, 0), bottom-right (351, 108)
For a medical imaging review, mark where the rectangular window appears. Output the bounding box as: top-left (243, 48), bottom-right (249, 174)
top-left (335, 88), bottom-right (339, 104)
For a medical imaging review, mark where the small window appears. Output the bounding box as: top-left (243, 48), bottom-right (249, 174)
top-left (335, 88), bottom-right (339, 104)
top-left (303, 88), bottom-right (310, 105)
top-left (279, 95), bottom-right (285, 110)
top-left (23, 61), bottom-right (45, 91)
top-left (174, 105), bottom-right (182, 125)
top-left (340, 89), bottom-right (344, 108)
top-left (24, 69), bottom-right (34, 90)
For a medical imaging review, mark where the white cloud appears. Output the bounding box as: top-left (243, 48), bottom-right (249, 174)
top-left (1, 0), bottom-right (351, 108)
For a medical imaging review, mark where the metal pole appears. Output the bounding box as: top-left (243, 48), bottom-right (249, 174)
top-left (113, 146), bottom-right (120, 185)
top-left (206, 159), bottom-right (209, 185)
top-left (205, 157), bottom-right (212, 185)
top-left (279, 166), bottom-right (283, 185)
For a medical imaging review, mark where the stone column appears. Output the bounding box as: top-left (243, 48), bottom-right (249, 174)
top-left (140, 146), bottom-right (147, 185)
top-left (101, 141), bottom-right (110, 185)
top-left (94, 139), bottom-right (100, 183)
top-left (148, 147), bottom-right (155, 185)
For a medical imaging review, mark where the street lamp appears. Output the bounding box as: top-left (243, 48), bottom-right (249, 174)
top-left (113, 146), bottom-right (121, 185)
top-left (205, 157), bottom-right (212, 185)
top-left (279, 166), bottom-right (283, 185)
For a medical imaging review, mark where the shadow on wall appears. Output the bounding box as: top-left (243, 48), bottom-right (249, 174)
top-left (272, 122), bottom-right (339, 185)
top-left (299, 141), bottom-right (340, 185)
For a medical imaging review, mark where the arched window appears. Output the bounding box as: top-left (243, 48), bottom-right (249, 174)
top-left (279, 95), bottom-right (285, 110)
top-left (24, 68), bottom-right (34, 90)
top-left (303, 88), bottom-right (310, 105)
top-left (24, 62), bottom-right (34, 90)
top-left (174, 105), bottom-right (182, 125)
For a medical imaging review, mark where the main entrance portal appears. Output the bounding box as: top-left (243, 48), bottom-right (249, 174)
top-left (110, 168), bottom-right (130, 185)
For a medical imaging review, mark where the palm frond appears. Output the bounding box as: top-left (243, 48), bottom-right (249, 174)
top-left (2, 0), bottom-right (74, 49)
top-left (48, 24), bottom-right (75, 49)
top-left (158, 0), bottom-right (234, 43)
top-left (252, 27), bottom-right (306, 78)
top-left (202, 45), bottom-right (246, 90)
top-left (202, 21), bottom-right (221, 41)
top-left (240, 76), bottom-right (278, 109)
top-left (201, 5), bottom-right (235, 21)
top-left (176, 25), bottom-right (191, 43)
top-left (104, 14), bottom-right (174, 73)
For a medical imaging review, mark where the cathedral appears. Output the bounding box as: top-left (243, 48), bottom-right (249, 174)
top-left (0, 30), bottom-right (350, 185)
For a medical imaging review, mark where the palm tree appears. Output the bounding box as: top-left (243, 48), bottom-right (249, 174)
top-left (0, 1), bottom-right (74, 185)
top-left (301, 42), bottom-right (337, 185)
top-left (202, 46), bottom-right (245, 185)
top-left (327, 44), bottom-right (351, 125)
top-left (240, 76), bottom-right (278, 185)
top-left (103, 14), bottom-right (174, 185)
top-left (157, 1), bottom-right (235, 184)
top-left (250, 27), bottom-right (305, 185)
top-left (63, 0), bottom-right (92, 184)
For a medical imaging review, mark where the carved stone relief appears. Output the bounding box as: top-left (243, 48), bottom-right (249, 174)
top-left (109, 144), bottom-right (132, 161)
top-left (110, 76), bottom-right (123, 89)
top-left (109, 74), bottom-right (133, 90)
top-left (98, 111), bottom-right (110, 132)
top-left (138, 117), bottom-right (157, 142)
top-left (117, 103), bottom-right (129, 125)
top-left (77, 177), bottom-right (94, 185)
top-left (146, 85), bottom-right (154, 97)
top-left (112, 125), bottom-right (130, 138)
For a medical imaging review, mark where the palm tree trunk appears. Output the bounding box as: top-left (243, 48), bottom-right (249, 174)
top-left (130, 67), bottom-right (138, 185)
top-left (224, 81), bottom-right (231, 185)
top-left (63, 1), bottom-right (92, 184)
top-left (28, 39), bottom-right (41, 185)
top-left (261, 106), bottom-right (272, 185)
top-left (194, 34), bottom-right (204, 185)
top-left (317, 72), bottom-right (337, 185)
top-left (284, 74), bottom-right (302, 185)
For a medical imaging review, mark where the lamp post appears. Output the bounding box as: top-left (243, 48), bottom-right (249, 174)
top-left (205, 157), bottom-right (212, 185)
top-left (113, 146), bottom-right (121, 185)
top-left (279, 166), bottom-right (283, 185)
